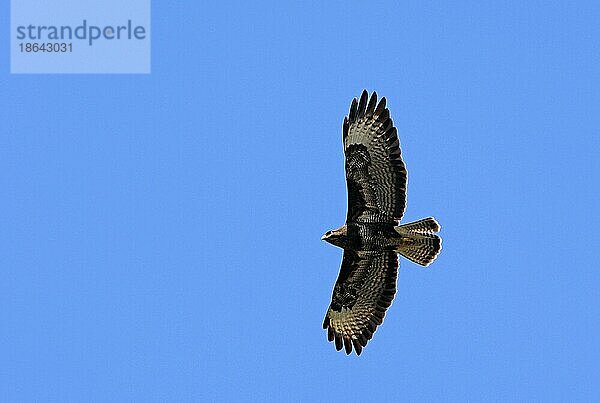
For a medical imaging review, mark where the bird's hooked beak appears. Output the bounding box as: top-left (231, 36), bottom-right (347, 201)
top-left (321, 234), bottom-right (327, 241)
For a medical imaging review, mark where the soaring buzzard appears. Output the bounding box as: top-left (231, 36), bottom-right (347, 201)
top-left (322, 90), bottom-right (442, 355)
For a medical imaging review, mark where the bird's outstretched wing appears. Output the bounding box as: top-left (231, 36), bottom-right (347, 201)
top-left (344, 90), bottom-right (407, 223)
top-left (323, 250), bottom-right (398, 355)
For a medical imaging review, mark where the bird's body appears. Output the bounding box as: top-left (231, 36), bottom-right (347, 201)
top-left (322, 90), bottom-right (442, 356)
top-left (325, 223), bottom-right (401, 251)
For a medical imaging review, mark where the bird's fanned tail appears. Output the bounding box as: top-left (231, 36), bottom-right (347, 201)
top-left (394, 217), bottom-right (442, 266)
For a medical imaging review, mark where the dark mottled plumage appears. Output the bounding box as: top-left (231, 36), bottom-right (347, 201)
top-left (322, 91), bottom-right (442, 356)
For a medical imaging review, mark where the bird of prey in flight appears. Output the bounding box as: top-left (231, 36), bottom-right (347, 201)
top-left (321, 90), bottom-right (442, 355)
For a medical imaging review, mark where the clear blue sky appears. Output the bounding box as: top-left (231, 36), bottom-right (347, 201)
top-left (2, 2), bottom-right (599, 401)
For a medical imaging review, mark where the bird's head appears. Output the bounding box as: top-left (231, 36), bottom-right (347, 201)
top-left (321, 225), bottom-right (347, 247)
